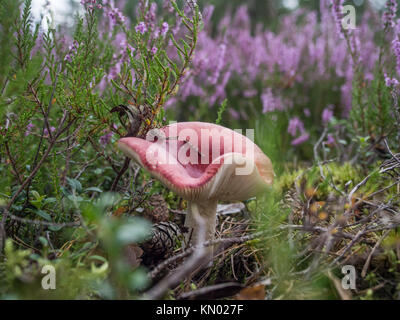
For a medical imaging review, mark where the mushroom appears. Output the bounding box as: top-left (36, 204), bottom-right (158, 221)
top-left (117, 122), bottom-right (274, 252)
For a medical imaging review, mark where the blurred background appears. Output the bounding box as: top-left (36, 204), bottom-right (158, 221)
top-left (32, 0), bottom-right (388, 26)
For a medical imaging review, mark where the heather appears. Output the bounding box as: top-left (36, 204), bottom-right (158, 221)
top-left (0, 0), bottom-right (399, 300)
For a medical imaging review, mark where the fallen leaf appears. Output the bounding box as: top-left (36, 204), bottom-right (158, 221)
top-left (236, 285), bottom-right (265, 300)
top-left (113, 206), bottom-right (128, 217)
top-left (124, 244), bottom-right (144, 268)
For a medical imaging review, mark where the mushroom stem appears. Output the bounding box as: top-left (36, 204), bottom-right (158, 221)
top-left (185, 200), bottom-right (218, 247)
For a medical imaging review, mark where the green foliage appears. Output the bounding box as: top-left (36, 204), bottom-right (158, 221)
top-left (0, 0), bottom-right (199, 299)
top-left (0, 192), bottom-right (152, 299)
top-left (251, 189), bottom-right (338, 299)
top-left (215, 98), bottom-right (227, 125)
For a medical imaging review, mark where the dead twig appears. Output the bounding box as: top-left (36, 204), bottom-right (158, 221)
top-left (361, 230), bottom-right (390, 278)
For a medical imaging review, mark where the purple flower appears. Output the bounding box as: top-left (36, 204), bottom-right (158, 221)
top-left (383, 0), bottom-right (398, 29)
top-left (322, 106), bottom-right (334, 124)
top-left (261, 89), bottom-right (284, 113)
top-left (291, 132), bottom-right (310, 146)
top-left (229, 108), bottom-right (240, 119)
top-left (25, 123), bottom-right (35, 136)
top-left (44, 126), bottom-right (55, 136)
top-left (287, 117), bottom-right (309, 146)
top-left (151, 46), bottom-right (158, 55)
top-left (163, 0), bottom-right (174, 13)
top-left (135, 22), bottom-right (147, 34)
top-left (81, 0), bottom-right (102, 12)
top-left (243, 89), bottom-right (257, 98)
top-left (384, 73), bottom-right (399, 87)
top-left (161, 22), bottom-right (169, 36)
top-left (208, 43), bottom-right (226, 85)
top-left (330, 0), bottom-right (345, 38)
top-left (145, 3), bottom-right (157, 30)
top-left (287, 117), bottom-right (304, 137)
top-left (64, 40), bottom-right (79, 62)
top-left (100, 132), bottom-right (113, 145)
top-left (325, 134), bottom-right (335, 146)
top-left (392, 38), bottom-right (400, 75)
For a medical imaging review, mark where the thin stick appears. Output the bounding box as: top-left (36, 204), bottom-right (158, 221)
top-left (361, 230), bottom-right (390, 278)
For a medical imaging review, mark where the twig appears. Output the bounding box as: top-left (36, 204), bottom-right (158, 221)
top-left (361, 230), bottom-right (390, 278)
top-left (330, 227), bottom-right (367, 266)
top-left (314, 128), bottom-right (345, 196)
top-left (111, 157), bottom-right (130, 191)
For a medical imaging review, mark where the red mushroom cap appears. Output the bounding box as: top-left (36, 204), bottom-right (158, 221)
top-left (118, 122), bottom-right (274, 201)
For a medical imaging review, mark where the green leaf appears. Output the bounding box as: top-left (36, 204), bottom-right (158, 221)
top-left (89, 255), bottom-right (107, 263)
top-left (35, 210), bottom-right (52, 221)
top-left (66, 177), bottom-right (82, 193)
top-left (67, 194), bottom-right (84, 202)
top-left (84, 187), bottom-right (103, 193)
top-left (48, 225), bottom-right (62, 232)
top-left (116, 218), bottom-right (151, 245)
top-left (216, 99), bottom-right (228, 125)
top-left (38, 236), bottom-right (48, 247)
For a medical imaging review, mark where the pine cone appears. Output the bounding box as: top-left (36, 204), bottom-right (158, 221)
top-left (140, 221), bottom-right (183, 266)
top-left (143, 194), bottom-right (170, 223)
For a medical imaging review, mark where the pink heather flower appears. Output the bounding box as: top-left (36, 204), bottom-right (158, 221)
top-left (330, 0), bottom-right (345, 38)
top-left (44, 126), bottom-right (55, 136)
top-left (106, 4), bottom-right (126, 28)
top-left (151, 46), bottom-right (158, 55)
top-left (383, 0), bottom-right (398, 29)
top-left (325, 134), bottom-right (336, 146)
top-left (322, 106), bottom-right (334, 124)
top-left (304, 108), bottom-right (311, 117)
top-left (163, 0), bottom-right (174, 13)
top-left (100, 132), bottom-right (113, 145)
top-left (287, 117), bottom-right (304, 137)
top-left (229, 108), bottom-right (240, 120)
top-left (161, 22), bottom-right (169, 36)
top-left (384, 73), bottom-right (399, 87)
top-left (64, 40), bottom-right (79, 62)
top-left (25, 123), bottom-right (35, 136)
top-left (145, 3), bottom-right (157, 30)
top-left (243, 89), bottom-right (257, 98)
top-left (261, 89), bottom-right (284, 113)
top-left (81, 0), bottom-right (102, 12)
top-left (135, 22), bottom-right (147, 34)
top-left (209, 43), bottom-right (227, 85)
top-left (396, 18), bottom-right (400, 34)
top-left (287, 117), bottom-right (309, 146)
top-left (291, 132), bottom-right (310, 146)
top-left (392, 38), bottom-right (400, 75)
